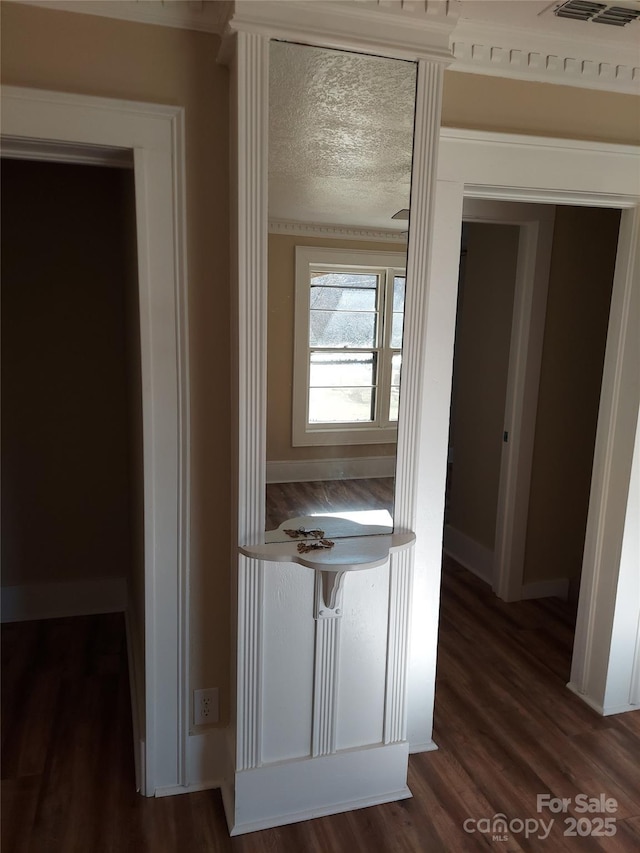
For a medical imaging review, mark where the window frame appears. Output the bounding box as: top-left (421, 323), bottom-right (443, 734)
top-left (292, 246), bottom-right (406, 447)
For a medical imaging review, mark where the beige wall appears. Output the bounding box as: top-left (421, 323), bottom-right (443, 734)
top-left (1, 159), bottom-right (135, 587)
top-left (448, 223), bottom-right (520, 550)
top-left (443, 71), bottom-right (640, 145)
top-left (267, 232), bottom-right (406, 462)
top-left (1, 2), bottom-right (231, 722)
top-left (523, 206), bottom-right (621, 584)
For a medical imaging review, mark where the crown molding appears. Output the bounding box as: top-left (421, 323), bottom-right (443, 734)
top-left (268, 219), bottom-right (408, 243)
top-left (13, 1), bottom-right (232, 34)
top-left (14, 1), bottom-right (639, 94)
top-left (449, 18), bottom-right (640, 95)
top-left (222, 0), bottom-right (460, 64)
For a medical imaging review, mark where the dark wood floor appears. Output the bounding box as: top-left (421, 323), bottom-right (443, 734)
top-left (3, 558), bottom-right (640, 851)
top-left (265, 477), bottom-right (394, 531)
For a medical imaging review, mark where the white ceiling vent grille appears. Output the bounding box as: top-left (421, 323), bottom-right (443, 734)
top-left (553, 0), bottom-right (640, 26)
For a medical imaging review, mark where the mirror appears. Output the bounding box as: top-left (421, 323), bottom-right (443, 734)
top-left (266, 41), bottom-right (417, 543)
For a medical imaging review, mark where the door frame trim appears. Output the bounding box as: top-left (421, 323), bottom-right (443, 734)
top-left (409, 128), bottom-right (640, 746)
top-left (458, 199), bottom-right (556, 603)
top-left (1, 85), bottom-right (191, 795)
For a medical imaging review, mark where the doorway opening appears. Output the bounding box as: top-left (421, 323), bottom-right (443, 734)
top-left (1, 157), bottom-right (143, 787)
top-left (443, 202), bottom-right (622, 680)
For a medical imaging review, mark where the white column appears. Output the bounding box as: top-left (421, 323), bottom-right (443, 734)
top-left (233, 29), bottom-right (270, 772)
top-left (390, 60), bottom-right (447, 751)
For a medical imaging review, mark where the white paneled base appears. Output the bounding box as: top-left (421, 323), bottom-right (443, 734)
top-left (443, 525), bottom-right (494, 585)
top-left (566, 682), bottom-right (639, 717)
top-left (224, 742), bottom-right (410, 835)
top-left (0, 577), bottom-right (127, 622)
top-left (155, 728), bottom-right (232, 796)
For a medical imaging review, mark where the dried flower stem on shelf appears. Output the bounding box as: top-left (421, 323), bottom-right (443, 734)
top-left (296, 539), bottom-right (335, 553)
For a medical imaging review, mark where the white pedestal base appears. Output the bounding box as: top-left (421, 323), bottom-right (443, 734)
top-left (222, 742), bottom-right (411, 835)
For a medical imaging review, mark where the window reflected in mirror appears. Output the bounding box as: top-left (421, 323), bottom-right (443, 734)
top-left (266, 41), bottom-right (417, 543)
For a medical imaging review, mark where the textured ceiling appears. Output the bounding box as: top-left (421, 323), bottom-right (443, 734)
top-left (269, 41), bottom-right (417, 232)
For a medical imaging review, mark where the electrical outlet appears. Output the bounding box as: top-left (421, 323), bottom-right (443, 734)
top-left (194, 687), bottom-right (219, 726)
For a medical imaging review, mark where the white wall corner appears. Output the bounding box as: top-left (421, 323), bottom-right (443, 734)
top-left (443, 525), bottom-right (494, 585)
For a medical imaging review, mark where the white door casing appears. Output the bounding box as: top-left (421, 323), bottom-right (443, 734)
top-left (407, 130), bottom-right (640, 751)
top-left (1, 86), bottom-right (190, 796)
top-left (451, 198), bottom-right (556, 603)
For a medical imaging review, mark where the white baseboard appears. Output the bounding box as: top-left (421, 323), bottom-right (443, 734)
top-left (443, 525), bottom-right (493, 585)
top-left (225, 742), bottom-right (410, 835)
top-left (154, 727), bottom-right (232, 797)
top-left (521, 578), bottom-right (569, 601)
top-left (408, 739), bottom-right (439, 754)
top-left (266, 455), bottom-right (396, 484)
top-left (566, 681), bottom-right (639, 717)
top-left (1, 576), bottom-right (127, 622)
top-left (124, 603), bottom-right (146, 795)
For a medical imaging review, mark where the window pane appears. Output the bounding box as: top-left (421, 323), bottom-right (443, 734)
top-left (389, 387), bottom-right (400, 422)
top-left (311, 272), bottom-right (378, 290)
top-left (393, 276), bottom-right (405, 312)
top-left (391, 312), bottom-right (404, 348)
top-left (310, 352), bottom-right (374, 388)
top-left (310, 285), bottom-right (376, 312)
top-left (310, 310), bottom-right (376, 347)
top-left (309, 387), bottom-right (375, 423)
top-left (389, 354), bottom-right (401, 421)
top-left (391, 353), bottom-right (402, 386)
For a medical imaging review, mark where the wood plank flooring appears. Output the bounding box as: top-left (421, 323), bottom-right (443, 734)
top-left (3, 558), bottom-right (640, 851)
top-left (265, 477), bottom-right (394, 531)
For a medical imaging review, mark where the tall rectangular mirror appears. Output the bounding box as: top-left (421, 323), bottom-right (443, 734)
top-left (266, 41), bottom-right (417, 543)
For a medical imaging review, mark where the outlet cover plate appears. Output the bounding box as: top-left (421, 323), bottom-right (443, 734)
top-left (194, 687), bottom-right (219, 726)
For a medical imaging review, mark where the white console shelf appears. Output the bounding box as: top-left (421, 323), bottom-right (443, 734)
top-left (240, 530), bottom-right (415, 572)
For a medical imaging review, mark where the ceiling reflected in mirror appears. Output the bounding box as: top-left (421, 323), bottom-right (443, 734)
top-left (269, 41), bottom-right (416, 233)
top-left (266, 41), bottom-right (417, 545)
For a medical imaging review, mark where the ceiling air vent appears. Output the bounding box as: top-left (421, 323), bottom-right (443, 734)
top-left (553, 0), bottom-right (640, 25)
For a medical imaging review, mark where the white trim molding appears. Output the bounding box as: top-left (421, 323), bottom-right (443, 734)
top-left (443, 526), bottom-right (493, 585)
top-left (224, 0), bottom-right (459, 64)
top-left (1, 85), bottom-right (191, 797)
top-left (269, 219), bottom-right (407, 244)
top-left (450, 18), bottom-right (640, 95)
top-left (17, 2), bottom-right (639, 95)
top-left (229, 742), bottom-right (411, 836)
top-left (424, 128), bottom-right (640, 732)
top-left (230, 29), bottom-right (269, 782)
